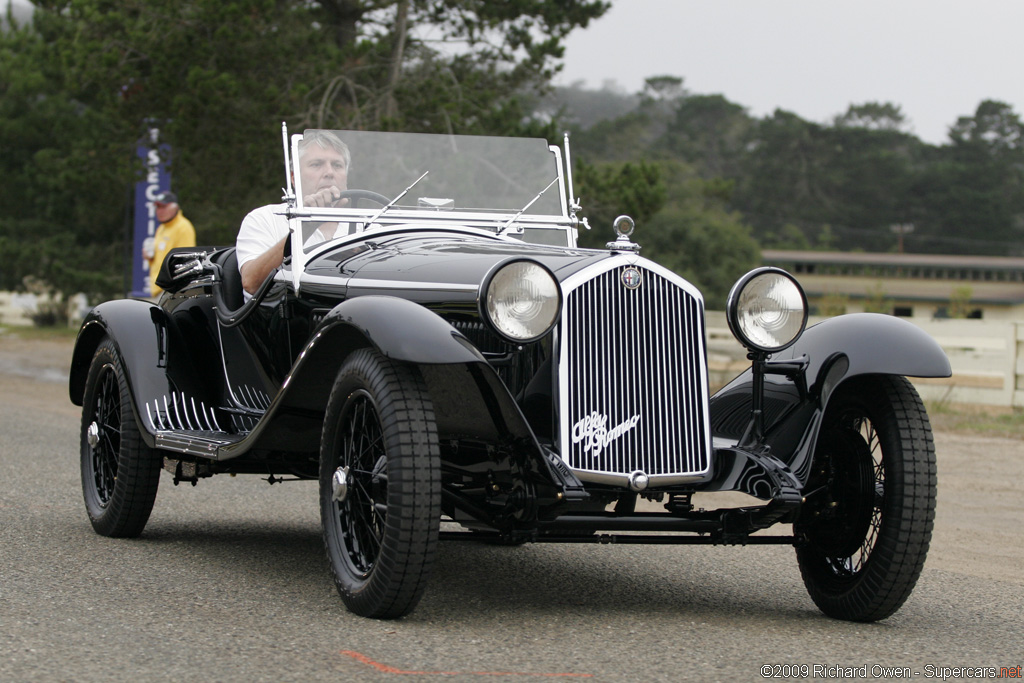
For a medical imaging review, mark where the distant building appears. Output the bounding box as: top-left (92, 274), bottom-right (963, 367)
top-left (762, 250), bottom-right (1024, 321)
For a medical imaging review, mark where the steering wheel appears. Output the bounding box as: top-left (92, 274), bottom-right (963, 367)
top-left (328, 189), bottom-right (390, 208)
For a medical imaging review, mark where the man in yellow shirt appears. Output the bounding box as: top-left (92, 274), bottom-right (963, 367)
top-left (144, 191), bottom-right (196, 296)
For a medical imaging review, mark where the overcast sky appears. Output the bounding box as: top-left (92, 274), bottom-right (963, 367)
top-left (557, 0), bottom-right (1024, 145)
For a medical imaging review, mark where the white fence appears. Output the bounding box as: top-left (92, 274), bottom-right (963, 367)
top-left (2, 294), bottom-right (1021, 408)
top-left (0, 291), bottom-right (89, 327)
top-left (912, 318), bottom-right (1023, 408)
top-left (706, 313), bottom-right (1024, 409)
top-left (0, 291), bottom-right (40, 325)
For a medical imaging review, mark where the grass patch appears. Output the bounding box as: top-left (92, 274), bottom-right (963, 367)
top-left (926, 401), bottom-right (1024, 440)
top-left (0, 323), bottom-right (80, 341)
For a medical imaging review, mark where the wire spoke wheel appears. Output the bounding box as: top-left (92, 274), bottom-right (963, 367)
top-left (320, 349), bottom-right (440, 619)
top-left (334, 392), bottom-right (387, 576)
top-left (796, 375), bottom-right (936, 622)
top-left (80, 339), bottom-right (161, 537)
top-left (89, 366), bottom-right (121, 506)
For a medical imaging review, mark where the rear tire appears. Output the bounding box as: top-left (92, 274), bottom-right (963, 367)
top-left (80, 338), bottom-right (162, 537)
top-left (319, 349), bottom-right (441, 619)
top-left (796, 375), bottom-right (936, 622)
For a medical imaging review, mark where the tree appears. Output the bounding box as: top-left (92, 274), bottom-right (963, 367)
top-left (818, 292), bottom-right (848, 317)
top-left (762, 224), bottom-right (811, 251)
top-left (573, 159), bottom-right (667, 242)
top-left (642, 201), bottom-right (759, 310)
top-left (948, 286), bottom-right (974, 319)
top-left (949, 99), bottom-right (1023, 152)
top-left (537, 80), bottom-right (639, 131)
top-left (863, 282), bottom-right (892, 314)
top-left (732, 109), bottom-right (831, 244)
top-left (663, 94), bottom-right (753, 179)
top-left (0, 15), bottom-right (128, 298)
top-left (834, 102), bottom-right (909, 133)
top-left (0, 0), bottom-right (609, 302)
top-left (732, 107), bottom-right (927, 254)
top-left (574, 159), bottom-right (758, 308)
top-left (640, 75), bottom-right (686, 103)
top-left (912, 100), bottom-right (1024, 254)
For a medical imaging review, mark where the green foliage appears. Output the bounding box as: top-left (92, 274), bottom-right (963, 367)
top-left (8, 8), bottom-right (1024, 308)
top-left (663, 94), bottom-right (752, 178)
top-left (573, 159), bottom-right (666, 242)
top-left (539, 81), bottom-right (639, 130)
top-left (863, 282), bottom-right (892, 314)
top-left (573, 159), bottom-right (758, 308)
top-left (642, 206), bottom-right (758, 310)
top-left (552, 81), bottom-right (1024, 260)
top-left (948, 286), bottom-right (974, 319)
top-left (818, 292), bottom-right (849, 317)
top-left (763, 224), bottom-right (811, 250)
top-left (926, 402), bottom-right (1024, 441)
top-left (833, 102), bottom-right (909, 133)
top-left (0, 0), bottom-right (609, 300)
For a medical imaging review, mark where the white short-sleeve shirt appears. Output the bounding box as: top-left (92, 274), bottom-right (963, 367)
top-left (235, 204), bottom-right (333, 301)
top-left (235, 204), bottom-right (289, 275)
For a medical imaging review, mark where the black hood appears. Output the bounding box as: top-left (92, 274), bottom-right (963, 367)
top-left (306, 229), bottom-right (614, 289)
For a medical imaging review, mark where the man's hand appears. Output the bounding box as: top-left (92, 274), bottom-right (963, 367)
top-left (304, 185), bottom-right (351, 208)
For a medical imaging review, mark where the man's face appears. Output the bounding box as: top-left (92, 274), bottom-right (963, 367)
top-left (155, 202), bottom-right (178, 223)
top-left (299, 145), bottom-right (348, 197)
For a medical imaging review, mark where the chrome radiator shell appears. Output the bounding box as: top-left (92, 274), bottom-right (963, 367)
top-left (557, 255), bottom-right (713, 487)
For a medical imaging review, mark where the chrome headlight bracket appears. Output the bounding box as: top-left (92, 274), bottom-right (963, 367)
top-left (726, 267), bottom-right (809, 450)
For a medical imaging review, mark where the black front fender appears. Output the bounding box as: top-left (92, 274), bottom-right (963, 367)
top-left (268, 296), bottom-right (557, 486)
top-left (321, 295), bottom-right (486, 365)
top-left (780, 313), bottom-right (951, 388)
top-left (279, 295), bottom-right (486, 413)
top-left (709, 313), bottom-right (951, 489)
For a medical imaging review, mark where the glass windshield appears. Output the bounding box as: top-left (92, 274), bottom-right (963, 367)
top-left (293, 130), bottom-right (565, 218)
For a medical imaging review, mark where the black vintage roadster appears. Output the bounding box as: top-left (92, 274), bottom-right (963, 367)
top-left (70, 127), bottom-right (951, 621)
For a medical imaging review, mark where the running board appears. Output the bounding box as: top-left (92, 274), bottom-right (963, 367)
top-left (440, 531), bottom-right (796, 546)
top-left (154, 430), bottom-right (246, 458)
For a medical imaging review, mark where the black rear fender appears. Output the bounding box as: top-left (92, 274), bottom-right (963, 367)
top-left (69, 300), bottom-right (182, 446)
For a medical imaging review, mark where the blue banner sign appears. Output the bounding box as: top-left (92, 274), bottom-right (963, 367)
top-left (130, 127), bottom-right (171, 298)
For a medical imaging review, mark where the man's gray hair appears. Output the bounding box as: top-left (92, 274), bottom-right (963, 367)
top-left (298, 130), bottom-right (352, 172)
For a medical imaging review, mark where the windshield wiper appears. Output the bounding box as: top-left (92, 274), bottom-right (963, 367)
top-left (366, 171), bottom-right (429, 227)
top-left (499, 177), bottom-right (560, 235)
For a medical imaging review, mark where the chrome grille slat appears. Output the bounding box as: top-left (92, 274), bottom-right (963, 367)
top-left (560, 261), bottom-right (711, 482)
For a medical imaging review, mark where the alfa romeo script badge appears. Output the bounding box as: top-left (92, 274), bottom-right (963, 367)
top-left (621, 267), bottom-right (642, 289)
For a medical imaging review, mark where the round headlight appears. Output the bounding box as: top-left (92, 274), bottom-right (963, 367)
top-left (727, 268), bottom-right (808, 353)
top-left (483, 261), bottom-right (561, 342)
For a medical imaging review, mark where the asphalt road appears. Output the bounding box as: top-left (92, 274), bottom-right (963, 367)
top-left (1, 360), bottom-right (1022, 682)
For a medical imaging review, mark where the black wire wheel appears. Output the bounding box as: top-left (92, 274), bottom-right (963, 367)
top-left (80, 338), bottom-right (162, 537)
top-left (796, 375), bottom-right (936, 622)
top-left (319, 348), bottom-right (441, 619)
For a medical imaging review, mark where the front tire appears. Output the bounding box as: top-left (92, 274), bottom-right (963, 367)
top-left (80, 338), bottom-right (162, 537)
top-left (796, 375), bottom-right (936, 622)
top-left (319, 349), bottom-right (441, 619)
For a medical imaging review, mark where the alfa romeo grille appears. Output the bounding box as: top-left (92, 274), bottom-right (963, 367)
top-left (560, 262), bottom-right (711, 482)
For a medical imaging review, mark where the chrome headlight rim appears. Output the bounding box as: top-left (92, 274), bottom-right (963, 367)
top-left (726, 267), bottom-right (808, 354)
top-left (479, 258), bottom-right (562, 344)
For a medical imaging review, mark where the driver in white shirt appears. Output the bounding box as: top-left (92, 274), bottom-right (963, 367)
top-left (235, 130), bottom-right (351, 297)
